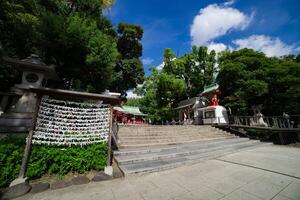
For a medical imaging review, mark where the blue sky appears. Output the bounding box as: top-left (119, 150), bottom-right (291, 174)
top-left (107, 0), bottom-right (300, 76)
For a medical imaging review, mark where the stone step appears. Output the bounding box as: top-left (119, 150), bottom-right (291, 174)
top-left (117, 140), bottom-right (267, 175)
top-left (118, 128), bottom-right (224, 133)
top-left (118, 126), bottom-right (219, 133)
top-left (119, 127), bottom-right (221, 131)
top-left (118, 133), bottom-right (230, 140)
top-left (119, 125), bottom-right (211, 128)
top-left (114, 125), bottom-right (265, 176)
top-left (119, 132), bottom-right (232, 139)
top-left (118, 135), bottom-right (237, 148)
top-left (120, 130), bottom-right (227, 135)
top-left (118, 132), bottom-right (225, 136)
top-left (119, 135), bottom-right (235, 144)
top-left (119, 132), bottom-right (226, 136)
top-left (116, 140), bottom-right (259, 165)
top-left (114, 137), bottom-right (250, 156)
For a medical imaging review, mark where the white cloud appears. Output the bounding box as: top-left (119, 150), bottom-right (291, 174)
top-left (156, 57), bottom-right (176, 70)
top-left (223, 0), bottom-right (235, 6)
top-left (207, 42), bottom-right (227, 53)
top-left (233, 35), bottom-right (300, 57)
top-left (156, 62), bottom-right (165, 71)
top-left (126, 90), bottom-right (142, 99)
top-left (190, 4), bottom-right (252, 46)
top-left (142, 57), bottom-right (154, 65)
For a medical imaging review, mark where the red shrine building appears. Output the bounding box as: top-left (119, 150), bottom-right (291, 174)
top-left (175, 83), bottom-right (228, 125)
top-left (113, 106), bottom-right (147, 124)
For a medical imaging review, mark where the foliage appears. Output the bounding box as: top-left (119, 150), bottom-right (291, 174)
top-left (27, 142), bottom-right (107, 178)
top-left (57, 15), bottom-right (119, 92)
top-left (217, 49), bottom-right (300, 115)
top-left (110, 23), bottom-right (145, 95)
top-left (117, 23), bottom-right (143, 59)
top-left (162, 46), bottom-right (217, 98)
top-left (0, 0), bottom-right (144, 93)
top-left (138, 46), bottom-right (216, 122)
top-left (137, 47), bottom-right (300, 121)
top-left (0, 138), bottom-right (24, 188)
top-left (0, 138), bottom-right (107, 188)
top-left (123, 98), bottom-right (142, 107)
top-left (110, 58), bottom-right (144, 94)
top-left (139, 67), bottom-right (186, 122)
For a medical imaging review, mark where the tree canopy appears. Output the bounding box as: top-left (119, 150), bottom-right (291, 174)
top-left (137, 47), bottom-right (300, 123)
top-left (217, 49), bottom-right (300, 115)
top-left (138, 46), bottom-right (216, 122)
top-left (1, 1), bottom-right (299, 119)
top-left (0, 0), bottom-right (144, 93)
top-left (109, 23), bottom-right (145, 95)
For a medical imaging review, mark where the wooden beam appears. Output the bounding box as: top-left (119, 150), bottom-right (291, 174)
top-left (107, 106), bottom-right (113, 166)
top-left (18, 94), bottom-right (42, 178)
top-left (30, 87), bottom-right (122, 106)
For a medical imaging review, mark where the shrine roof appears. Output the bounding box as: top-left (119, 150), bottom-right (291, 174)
top-left (114, 106), bottom-right (147, 116)
top-left (201, 83), bottom-right (219, 95)
top-left (175, 97), bottom-right (200, 110)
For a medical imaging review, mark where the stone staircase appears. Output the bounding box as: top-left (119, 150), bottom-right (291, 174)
top-left (114, 125), bottom-right (265, 175)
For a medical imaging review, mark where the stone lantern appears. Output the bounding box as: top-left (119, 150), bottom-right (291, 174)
top-left (0, 54), bottom-right (59, 132)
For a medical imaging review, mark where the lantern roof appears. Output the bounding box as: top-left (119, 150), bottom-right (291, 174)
top-left (2, 54), bottom-right (60, 81)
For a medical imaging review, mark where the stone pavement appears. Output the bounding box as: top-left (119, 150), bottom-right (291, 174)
top-left (217, 145), bottom-right (300, 178)
top-left (16, 145), bottom-right (300, 200)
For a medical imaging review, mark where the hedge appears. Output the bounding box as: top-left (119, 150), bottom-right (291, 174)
top-left (0, 138), bottom-right (107, 188)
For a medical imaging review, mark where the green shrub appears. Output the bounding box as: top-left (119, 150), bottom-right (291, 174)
top-left (0, 138), bottom-right (108, 188)
top-left (27, 142), bottom-right (108, 178)
top-left (0, 138), bottom-right (25, 188)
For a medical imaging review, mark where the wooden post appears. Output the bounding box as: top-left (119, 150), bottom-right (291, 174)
top-left (18, 94), bottom-right (41, 178)
top-left (107, 106), bottom-right (113, 166)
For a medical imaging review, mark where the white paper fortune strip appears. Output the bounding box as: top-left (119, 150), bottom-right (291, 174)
top-left (32, 97), bottom-right (110, 146)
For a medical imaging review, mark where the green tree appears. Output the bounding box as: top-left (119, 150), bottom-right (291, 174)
top-left (139, 67), bottom-right (186, 122)
top-left (264, 59), bottom-right (300, 115)
top-left (123, 98), bottom-right (142, 107)
top-left (117, 23), bottom-right (143, 59)
top-left (0, 0), bottom-right (144, 93)
top-left (161, 46), bottom-right (217, 98)
top-left (163, 48), bottom-right (176, 74)
top-left (138, 47), bottom-right (299, 121)
top-left (110, 23), bottom-right (145, 95)
top-left (52, 14), bottom-right (118, 92)
top-left (217, 49), bottom-right (300, 115)
top-left (137, 46), bottom-right (218, 122)
top-left (0, 0), bottom-right (40, 58)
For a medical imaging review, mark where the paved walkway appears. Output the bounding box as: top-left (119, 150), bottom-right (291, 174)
top-left (17, 145), bottom-right (300, 200)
